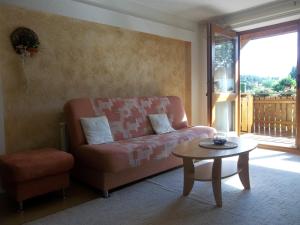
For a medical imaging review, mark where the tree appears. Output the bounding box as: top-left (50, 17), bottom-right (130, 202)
top-left (253, 86), bottom-right (274, 97)
top-left (262, 79), bottom-right (276, 88)
top-left (272, 76), bottom-right (296, 92)
top-left (215, 41), bottom-right (234, 68)
top-left (289, 66), bottom-right (297, 80)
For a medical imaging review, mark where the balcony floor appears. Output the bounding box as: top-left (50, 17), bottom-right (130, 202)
top-left (241, 132), bottom-right (296, 148)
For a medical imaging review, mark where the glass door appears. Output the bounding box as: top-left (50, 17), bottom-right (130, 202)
top-left (207, 24), bottom-right (239, 133)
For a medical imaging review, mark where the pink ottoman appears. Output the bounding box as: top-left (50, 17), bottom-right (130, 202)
top-left (0, 148), bottom-right (74, 210)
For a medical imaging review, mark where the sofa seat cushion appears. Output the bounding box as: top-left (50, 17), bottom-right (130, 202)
top-left (75, 126), bottom-right (216, 173)
top-left (0, 148), bottom-right (74, 183)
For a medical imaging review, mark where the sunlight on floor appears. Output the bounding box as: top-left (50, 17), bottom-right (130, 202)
top-left (224, 176), bottom-right (245, 190)
top-left (241, 133), bottom-right (295, 148)
top-left (249, 149), bottom-right (300, 174)
top-left (223, 149), bottom-right (300, 189)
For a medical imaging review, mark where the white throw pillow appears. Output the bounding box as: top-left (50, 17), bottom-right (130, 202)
top-left (80, 116), bottom-right (114, 144)
top-left (148, 113), bottom-right (175, 134)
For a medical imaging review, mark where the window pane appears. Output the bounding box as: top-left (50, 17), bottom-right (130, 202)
top-left (213, 33), bottom-right (235, 93)
top-left (215, 101), bottom-right (235, 132)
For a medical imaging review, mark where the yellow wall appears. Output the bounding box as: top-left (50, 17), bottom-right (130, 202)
top-left (0, 5), bottom-right (191, 153)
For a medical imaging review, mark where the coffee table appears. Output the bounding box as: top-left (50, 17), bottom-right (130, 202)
top-left (172, 137), bottom-right (257, 207)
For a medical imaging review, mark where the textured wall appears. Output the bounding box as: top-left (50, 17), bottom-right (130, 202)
top-left (0, 5), bottom-right (191, 153)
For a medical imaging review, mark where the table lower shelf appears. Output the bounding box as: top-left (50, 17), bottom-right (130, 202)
top-left (192, 161), bottom-right (241, 181)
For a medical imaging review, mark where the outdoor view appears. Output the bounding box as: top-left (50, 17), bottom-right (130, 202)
top-left (240, 32), bottom-right (297, 142)
top-left (240, 32), bottom-right (297, 96)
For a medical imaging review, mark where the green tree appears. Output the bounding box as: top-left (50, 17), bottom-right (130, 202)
top-left (253, 87), bottom-right (274, 96)
top-left (215, 41), bottom-right (234, 68)
top-left (272, 76), bottom-right (296, 92)
top-left (289, 66), bottom-right (297, 80)
top-left (262, 79), bottom-right (276, 88)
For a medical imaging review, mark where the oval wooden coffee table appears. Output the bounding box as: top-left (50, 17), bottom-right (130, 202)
top-left (172, 137), bottom-right (257, 207)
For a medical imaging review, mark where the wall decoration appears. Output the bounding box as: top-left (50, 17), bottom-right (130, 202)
top-left (10, 27), bottom-right (40, 57)
top-left (10, 27), bottom-right (40, 89)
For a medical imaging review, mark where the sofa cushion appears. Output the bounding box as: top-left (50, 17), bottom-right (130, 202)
top-left (91, 98), bottom-right (146, 141)
top-left (0, 148), bottom-right (74, 183)
top-left (74, 126), bottom-right (216, 173)
top-left (148, 113), bottom-right (175, 134)
top-left (139, 96), bottom-right (188, 132)
top-left (80, 116), bottom-right (114, 144)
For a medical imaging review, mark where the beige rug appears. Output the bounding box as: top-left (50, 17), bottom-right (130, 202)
top-left (25, 149), bottom-right (300, 225)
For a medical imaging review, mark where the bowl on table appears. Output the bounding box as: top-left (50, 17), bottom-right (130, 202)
top-left (213, 132), bottom-right (227, 145)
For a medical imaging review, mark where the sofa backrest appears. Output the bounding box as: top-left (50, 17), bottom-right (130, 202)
top-left (64, 96), bottom-right (188, 150)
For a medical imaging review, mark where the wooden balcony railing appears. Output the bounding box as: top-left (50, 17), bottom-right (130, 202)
top-left (240, 94), bottom-right (296, 137)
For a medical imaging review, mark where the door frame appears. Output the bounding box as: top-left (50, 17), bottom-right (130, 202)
top-left (209, 20), bottom-right (300, 149)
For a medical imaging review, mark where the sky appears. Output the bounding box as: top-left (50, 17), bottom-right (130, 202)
top-left (240, 32), bottom-right (297, 78)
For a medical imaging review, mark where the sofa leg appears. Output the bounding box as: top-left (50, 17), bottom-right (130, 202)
top-left (102, 190), bottom-right (109, 198)
top-left (18, 201), bottom-right (24, 212)
top-left (62, 188), bottom-right (67, 199)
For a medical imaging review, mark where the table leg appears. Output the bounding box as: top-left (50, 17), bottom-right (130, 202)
top-left (183, 158), bottom-right (194, 196)
top-left (238, 152), bottom-right (250, 189)
top-left (212, 158), bottom-right (222, 207)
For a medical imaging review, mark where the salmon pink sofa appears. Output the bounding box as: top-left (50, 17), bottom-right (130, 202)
top-left (64, 96), bottom-right (215, 197)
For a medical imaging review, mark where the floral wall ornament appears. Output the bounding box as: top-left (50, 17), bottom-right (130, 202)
top-left (10, 27), bottom-right (40, 90)
top-left (10, 27), bottom-right (40, 57)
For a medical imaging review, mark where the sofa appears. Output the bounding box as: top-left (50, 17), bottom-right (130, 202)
top-left (64, 96), bottom-right (215, 196)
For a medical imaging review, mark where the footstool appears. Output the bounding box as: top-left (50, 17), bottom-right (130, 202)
top-left (0, 148), bottom-right (74, 210)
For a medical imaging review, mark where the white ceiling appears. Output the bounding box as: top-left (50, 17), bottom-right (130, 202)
top-left (2, 0), bottom-right (298, 32)
top-left (90, 0), bottom-right (280, 22)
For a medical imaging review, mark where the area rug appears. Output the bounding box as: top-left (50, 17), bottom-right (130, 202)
top-left (25, 149), bottom-right (300, 225)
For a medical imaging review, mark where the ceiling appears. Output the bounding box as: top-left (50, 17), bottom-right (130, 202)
top-left (89, 0), bottom-right (280, 22)
top-left (2, 0), bottom-right (297, 32)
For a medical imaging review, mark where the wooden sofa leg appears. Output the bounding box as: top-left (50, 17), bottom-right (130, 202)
top-left (102, 190), bottom-right (109, 198)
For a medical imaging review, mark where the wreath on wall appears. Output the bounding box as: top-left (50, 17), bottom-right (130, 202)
top-left (10, 27), bottom-right (40, 57)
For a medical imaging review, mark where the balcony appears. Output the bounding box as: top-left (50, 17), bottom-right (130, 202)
top-left (241, 94), bottom-right (296, 148)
